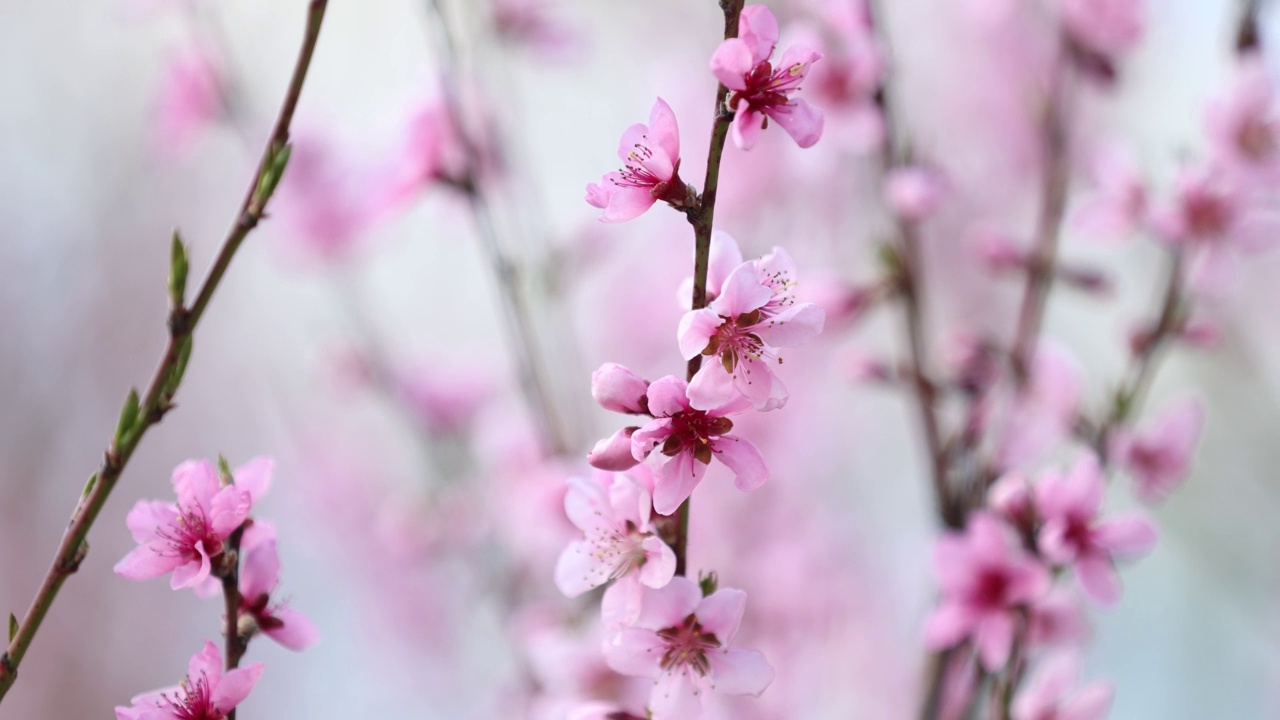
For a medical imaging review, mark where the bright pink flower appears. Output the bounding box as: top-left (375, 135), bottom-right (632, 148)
top-left (114, 641), bottom-right (264, 720)
top-left (153, 43), bottom-right (226, 158)
top-left (1207, 54), bottom-right (1280, 185)
top-left (236, 522), bottom-right (320, 652)
top-left (885, 165), bottom-right (948, 221)
top-left (586, 98), bottom-right (688, 222)
top-left (678, 249), bottom-right (825, 410)
top-left (114, 458), bottom-right (271, 591)
top-left (925, 512), bottom-right (1051, 670)
top-left (588, 426), bottom-right (642, 471)
top-left (1073, 143), bottom-right (1148, 242)
top-left (1110, 397), bottom-right (1204, 504)
top-left (592, 362), bottom-right (651, 415)
top-left (555, 471), bottom-right (676, 628)
top-left (710, 5), bottom-right (825, 150)
top-left (1011, 654), bottom-right (1114, 720)
top-left (1060, 0), bottom-right (1144, 59)
top-left (630, 376), bottom-right (767, 515)
top-left (1035, 454), bottom-right (1158, 604)
top-left (603, 577), bottom-right (774, 719)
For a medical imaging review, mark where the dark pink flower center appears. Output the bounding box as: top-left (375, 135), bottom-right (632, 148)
top-left (163, 674), bottom-right (222, 720)
top-left (972, 568), bottom-right (1013, 608)
top-left (701, 309), bottom-right (768, 376)
top-left (656, 614), bottom-right (722, 676)
top-left (158, 506), bottom-right (223, 563)
top-left (729, 59), bottom-right (809, 116)
top-left (661, 410), bottom-right (733, 465)
top-left (1237, 118), bottom-right (1277, 161)
top-left (1183, 192), bottom-right (1234, 239)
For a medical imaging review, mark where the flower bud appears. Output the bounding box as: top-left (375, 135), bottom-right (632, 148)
top-left (591, 363), bottom-right (650, 414)
top-left (587, 427), bottom-right (641, 471)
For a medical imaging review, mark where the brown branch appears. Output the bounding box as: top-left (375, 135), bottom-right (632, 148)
top-left (0, 1), bottom-right (329, 702)
top-left (221, 522), bottom-right (247, 720)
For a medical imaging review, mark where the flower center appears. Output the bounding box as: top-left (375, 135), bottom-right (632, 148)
top-left (1184, 192), bottom-right (1233, 238)
top-left (164, 674), bottom-right (221, 720)
top-left (662, 410), bottom-right (734, 464)
top-left (702, 310), bottom-right (769, 376)
top-left (973, 569), bottom-right (1012, 608)
top-left (158, 506), bottom-right (223, 563)
top-left (656, 614), bottom-right (722, 676)
top-left (585, 521), bottom-right (650, 581)
top-left (729, 60), bottom-right (808, 113)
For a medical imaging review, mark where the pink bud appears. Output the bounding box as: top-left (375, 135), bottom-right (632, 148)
top-left (885, 165), bottom-right (947, 221)
top-left (587, 427), bottom-right (640, 471)
top-left (988, 471), bottom-right (1035, 530)
top-left (591, 363), bottom-right (650, 414)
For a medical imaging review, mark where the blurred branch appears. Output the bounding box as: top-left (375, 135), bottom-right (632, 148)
top-left (669, 0), bottom-right (747, 579)
top-left (0, 0), bottom-right (329, 702)
top-left (1237, 0), bottom-right (1263, 54)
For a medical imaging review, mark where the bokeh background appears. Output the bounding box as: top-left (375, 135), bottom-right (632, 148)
top-left (2, 0), bottom-right (1280, 717)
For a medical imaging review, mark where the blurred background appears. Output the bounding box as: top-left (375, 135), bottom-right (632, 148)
top-left (2, 0), bottom-right (1280, 717)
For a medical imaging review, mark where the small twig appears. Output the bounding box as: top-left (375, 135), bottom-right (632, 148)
top-left (220, 522), bottom-right (247, 720)
top-left (0, 1), bottom-right (329, 702)
top-left (1237, 0), bottom-right (1263, 54)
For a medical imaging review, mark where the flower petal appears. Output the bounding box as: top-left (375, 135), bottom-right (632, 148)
top-left (1075, 554), bottom-right (1122, 605)
top-left (696, 588), bottom-right (746, 644)
top-left (753, 302), bottom-right (825, 347)
top-left (113, 545), bottom-right (182, 581)
top-left (211, 662), bottom-right (264, 713)
top-left (262, 607), bottom-right (321, 651)
top-left (711, 436), bottom-right (768, 491)
top-left (648, 97), bottom-right (681, 166)
top-left (602, 628), bottom-right (664, 678)
top-left (645, 376), bottom-right (691, 418)
top-left (766, 98), bottom-right (825, 149)
top-left (232, 457), bottom-right (273, 505)
top-left (709, 648), bottom-right (775, 697)
top-left (709, 38), bottom-right (753, 90)
top-left (639, 536), bottom-right (677, 589)
top-left (124, 501), bottom-right (179, 544)
top-left (653, 452), bottom-right (706, 516)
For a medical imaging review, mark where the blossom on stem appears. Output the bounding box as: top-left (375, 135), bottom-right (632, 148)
top-left (925, 512), bottom-right (1051, 670)
top-left (114, 458), bottom-right (271, 591)
top-left (1073, 143), bottom-right (1148, 242)
top-left (154, 43), bottom-right (227, 158)
top-left (1011, 654), bottom-right (1114, 720)
top-left (603, 577), bottom-right (774, 719)
top-left (592, 362), bottom-right (651, 415)
top-left (710, 5), bottom-right (825, 150)
top-left (586, 98), bottom-right (689, 222)
top-left (678, 248), bottom-right (825, 410)
top-left (1110, 397), bottom-right (1204, 504)
top-left (1207, 54), bottom-right (1280, 185)
top-left (237, 522), bottom-right (320, 652)
top-left (114, 641), bottom-right (264, 720)
top-left (631, 376), bottom-right (767, 515)
top-left (555, 471), bottom-right (676, 628)
top-left (1036, 454), bottom-right (1158, 604)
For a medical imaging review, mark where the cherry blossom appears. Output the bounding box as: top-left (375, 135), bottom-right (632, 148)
top-left (710, 5), bottom-right (825, 150)
top-left (114, 641), bottom-right (264, 720)
top-left (554, 471), bottom-right (676, 629)
top-left (630, 376), bottom-right (767, 515)
top-left (153, 43), bottom-right (226, 158)
top-left (925, 512), bottom-right (1051, 670)
top-left (1035, 454), bottom-right (1158, 604)
top-left (1073, 143), bottom-right (1148, 242)
top-left (114, 458), bottom-right (271, 592)
top-left (586, 98), bottom-right (689, 222)
top-left (1110, 397), bottom-right (1204, 504)
top-left (603, 577), bottom-right (774, 719)
top-left (1207, 54), bottom-right (1280, 185)
top-left (1011, 654), bottom-right (1114, 720)
top-left (1060, 0), bottom-right (1144, 60)
top-left (236, 522), bottom-right (320, 652)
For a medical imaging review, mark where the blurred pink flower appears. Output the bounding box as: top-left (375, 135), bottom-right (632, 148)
top-left (587, 98), bottom-right (688, 222)
top-left (114, 641), bottom-right (264, 720)
top-left (1036, 454), bottom-right (1158, 604)
top-left (711, 5), bottom-right (825, 149)
top-left (236, 522), bottom-right (320, 652)
top-left (1073, 143), bottom-right (1148, 242)
top-left (377, 100), bottom-right (468, 215)
top-left (804, 0), bottom-right (884, 152)
top-left (925, 512), bottom-right (1051, 670)
top-left (999, 341), bottom-right (1084, 471)
top-left (114, 458), bottom-right (271, 591)
top-left (275, 133), bottom-right (381, 262)
top-left (1060, 0), bottom-right (1144, 59)
top-left (631, 376), bottom-right (767, 515)
top-left (679, 250), bottom-right (825, 411)
top-left (555, 471), bottom-right (676, 629)
top-left (603, 577), bottom-right (774, 719)
top-left (1011, 653), bottom-right (1114, 720)
top-left (1026, 588), bottom-right (1090, 650)
top-left (490, 0), bottom-right (581, 60)
top-left (394, 362), bottom-right (492, 436)
top-left (885, 165), bottom-right (948, 221)
top-left (153, 43), bottom-right (226, 158)
top-left (1110, 397), bottom-right (1204, 504)
top-left (1207, 53), bottom-right (1280, 185)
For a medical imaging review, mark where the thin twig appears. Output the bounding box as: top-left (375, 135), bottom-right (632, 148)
top-left (221, 522), bottom-right (247, 720)
top-left (0, 1), bottom-right (329, 702)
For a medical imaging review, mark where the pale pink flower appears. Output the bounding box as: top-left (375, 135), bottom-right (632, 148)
top-left (805, 0), bottom-right (885, 152)
top-left (114, 458), bottom-right (271, 591)
top-left (394, 361), bottom-right (492, 436)
top-left (554, 471), bottom-right (676, 629)
top-left (630, 376), bottom-right (767, 515)
top-left (275, 133), bottom-right (381, 261)
top-left (586, 98), bottom-right (688, 222)
top-left (114, 641), bottom-right (264, 720)
top-left (999, 342), bottom-right (1084, 471)
top-left (1110, 397), bottom-right (1204, 504)
top-left (710, 5), bottom-right (825, 150)
top-left (885, 165), bottom-right (948, 221)
top-left (1036, 454), bottom-right (1158, 604)
top-left (1011, 654), bottom-right (1114, 720)
top-left (1060, 0), bottom-right (1144, 59)
top-left (1207, 54), bottom-right (1280, 185)
top-left (491, 0), bottom-right (580, 60)
top-left (1073, 143), bottom-right (1148, 242)
top-left (603, 577), bottom-right (774, 719)
top-left (377, 100), bottom-right (467, 215)
top-left (153, 43), bottom-right (226, 158)
top-left (236, 522), bottom-right (320, 652)
top-left (1026, 588), bottom-right (1090, 650)
top-left (678, 249), bottom-right (825, 411)
top-left (925, 513), bottom-right (1051, 670)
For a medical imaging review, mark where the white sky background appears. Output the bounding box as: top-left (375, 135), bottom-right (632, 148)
top-left (1, 0), bottom-right (1279, 718)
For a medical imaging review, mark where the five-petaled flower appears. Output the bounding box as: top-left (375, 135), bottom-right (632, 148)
top-left (586, 98), bottom-right (689, 222)
top-left (114, 641), bottom-right (264, 720)
top-left (603, 576), bottom-right (774, 720)
top-left (710, 4), bottom-right (824, 150)
top-left (1110, 397), bottom-right (1204, 504)
top-left (114, 458), bottom-right (271, 592)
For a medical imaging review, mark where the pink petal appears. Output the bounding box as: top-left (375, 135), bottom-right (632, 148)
top-left (738, 4), bottom-right (779, 66)
top-left (113, 545), bottom-right (182, 581)
top-left (974, 612), bottom-right (1015, 670)
top-left (708, 648), bottom-right (775, 696)
top-left (711, 263), bottom-right (773, 317)
top-left (631, 418), bottom-right (673, 461)
top-left (172, 460), bottom-right (220, 517)
top-left (232, 457), bottom-right (273, 504)
top-left (766, 98), bottom-right (825, 149)
top-left (710, 436), bottom-right (767, 491)
top-left (601, 574), bottom-right (645, 630)
top-left (211, 662), bottom-right (264, 713)
top-left (639, 536), bottom-right (677, 589)
top-left (653, 451), bottom-right (706, 516)
top-left (1061, 681), bottom-right (1115, 720)
top-left (649, 669), bottom-right (704, 719)
top-left (678, 308), bottom-right (725, 360)
top-left (645, 376), bottom-right (691, 418)
top-left (209, 486), bottom-right (251, 538)
top-left (1076, 554), bottom-right (1122, 605)
top-left (617, 122), bottom-right (650, 163)
top-left (1092, 514), bottom-right (1158, 556)
top-left (753, 302), bottom-right (825, 347)
top-left (170, 541), bottom-right (212, 590)
top-left (695, 588), bottom-right (746, 644)
top-left (592, 362), bottom-right (650, 414)
top-left (731, 103), bottom-right (765, 150)
top-left (262, 607), bottom-right (320, 651)
top-left (589, 427), bottom-right (642, 470)
top-left (923, 602), bottom-right (975, 650)
top-left (709, 38), bottom-right (754, 90)
top-left (608, 472), bottom-right (651, 528)
top-left (707, 230), bottom-right (745, 298)
top-left (686, 361), bottom-right (739, 412)
top-left (601, 185), bottom-right (658, 223)
top-left (238, 536), bottom-right (281, 601)
top-left (585, 180), bottom-right (612, 209)
top-left (124, 501), bottom-right (179, 544)
top-left (648, 97), bottom-right (681, 165)
top-left (189, 641), bottom-right (224, 686)
top-left (775, 42), bottom-right (823, 75)
top-left (730, 353), bottom-right (785, 410)
top-left (563, 475), bottom-right (613, 533)
top-left (602, 628), bottom-right (664, 678)
top-left (637, 576), bottom-right (702, 629)
top-left (555, 540), bottom-right (607, 597)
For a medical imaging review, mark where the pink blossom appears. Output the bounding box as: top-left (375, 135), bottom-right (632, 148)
top-left (1207, 54), bottom-right (1280, 185)
top-left (1011, 654), bottom-right (1114, 720)
top-left (1035, 454), bottom-right (1158, 604)
top-left (630, 376), bottom-right (767, 515)
top-left (555, 471), bottom-right (676, 628)
top-left (567, 704), bottom-right (645, 720)
top-left (677, 229), bottom-right (745, 309)
top-left (586, 98), bottom-right (688, 222)
top-left (236, 522), bottom-right (320, 652)
top-left (999, 341), bottom-right (1084, 471)
top-left (588, 426), bottom-right (642, 471)
top-left (678, 249), bottom-right (825, 410)
top-left (603, 577), bottom-right (774, 719)
top-left (1073, 143), bottom-right (1148, 242)
top-left (491, 0), bottom-right (581, 60)
top-left (710, 5), bottom-right (825, 150)
top-left (592, 362), bottom-right (651, 415)
top-left (153, 43), bottom-right (226, 158)
top-left (377, 100), bottom-right (467, 215)
top-left (803, 0), bottom-right (885, 152)
top-left (1060, 0), bottom-right (1144, 59)
top-left (393, 361), bottom-right (492, 436)
top-left (1026, 588), bottom-right (1090, 650)
top-left (114, 641), bottom-right (264, 720)
top-left (275, 133), bottom-right (381, 261)
top-left (885, 165), bottom-right (948, 221)
top-left (114, 458), bottom-right (271, 591)
top-left (1110, 397), bottom-right (1204, 504)
top-left (925, 512), bottom-right (1051, 670)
